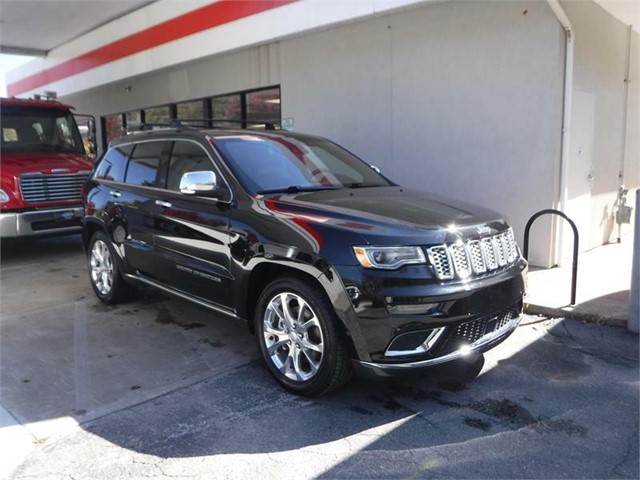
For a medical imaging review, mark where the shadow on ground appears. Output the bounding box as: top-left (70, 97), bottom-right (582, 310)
top-left (3, 237), bottom-right (639, 479)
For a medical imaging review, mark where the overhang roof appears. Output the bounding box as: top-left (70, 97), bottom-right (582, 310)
top-left (0, 0), bottom-right (637, 59)
top-left (0, 0), bottom-right (155, 56)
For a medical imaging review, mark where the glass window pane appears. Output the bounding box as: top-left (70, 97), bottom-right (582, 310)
top-left (211, 95), bottom-right (241, 128)
top-left (246, 88), bottom-right (281, 129)
top-left (104, 114), bottom-right (124, 145)
top-left (1, 108), bottom-right (83, 154)
top-left (144, 106), bottom-right (170, 126)
top-left (94, 144), bottom-right (132, 182)
top-left (167, 141), bottom-right (214, 191)
top-left (125, 111), bottom-right (141, 129)
top-left (125, 141), bottom-right (164, 187)
top-left (214, 135), bottom-right (389, 194)
top-left (177, 101), bottom-right (204, 124)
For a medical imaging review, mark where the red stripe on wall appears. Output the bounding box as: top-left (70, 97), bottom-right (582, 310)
top-left (8, 0), bottom-right (297, 96)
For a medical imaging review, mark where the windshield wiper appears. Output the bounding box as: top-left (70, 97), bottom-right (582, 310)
top-left (257, 185), bottom-right (340, 195)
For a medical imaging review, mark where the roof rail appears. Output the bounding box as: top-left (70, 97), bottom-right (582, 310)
top-left (177, 118), bottom-right (279, 130)
top-left (124, 118), bottom-right (279, 133)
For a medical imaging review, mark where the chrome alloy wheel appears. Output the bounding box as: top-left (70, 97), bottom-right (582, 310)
top-left (263, 292), bottom-right (325, 382)
top-left (90, 239), bottom-right (114, 295)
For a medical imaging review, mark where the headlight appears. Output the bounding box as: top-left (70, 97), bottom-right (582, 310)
top-left (353, 246), bottom-right (426, 270)
top-left (0, 189), bottom-right (9, 203)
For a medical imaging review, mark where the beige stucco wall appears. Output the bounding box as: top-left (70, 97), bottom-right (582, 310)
top-left (561, 0), bottom-right (639, 253)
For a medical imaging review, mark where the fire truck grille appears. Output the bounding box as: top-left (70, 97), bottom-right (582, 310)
top-left (20, 173), bottom-right (87, 203)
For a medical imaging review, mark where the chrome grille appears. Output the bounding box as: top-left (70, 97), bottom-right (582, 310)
top-left (427, 228), bottom-right (519, 281)
top-left (435, 304), bottom-right (519, 355)
top-left (20, 173), bottom-right (87, 203)
top-left (449, 242), bottom-right (471, 278)
top-left (467, 240), bottom-right (487, 274)
top-left (493, 235), bottom-right (507, 267)
top-left (426, 246), bottom-right (454, 280)
top-left (481, 237), bottom-right (498, 270)
top-left (505, 229), bottom-right (517, 263)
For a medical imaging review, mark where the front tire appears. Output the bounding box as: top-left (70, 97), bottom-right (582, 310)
top-left (88, 230), bottom-right (135, 304)
top-left (255, 276), bottom-right (352, 396)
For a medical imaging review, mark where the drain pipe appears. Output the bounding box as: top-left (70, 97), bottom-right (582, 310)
top-left (619, 25), bottom-right (632, 186)
top-left (546, 0), bottom-right (574, 266)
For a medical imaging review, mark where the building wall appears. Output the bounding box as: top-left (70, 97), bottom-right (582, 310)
top-left (627, 30), bottom-right (640, 194)
top-left (562, 0), bottom-right (639, 253)
top-left (63, 0), bottom-right (565, 266)
top-left (280, 0), bottom-right (564, 266)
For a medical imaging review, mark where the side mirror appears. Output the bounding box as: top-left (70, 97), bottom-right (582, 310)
top-left (74, 114), bottom-right (98, 158)
top-left (180, 171), bottom-right (221, 197)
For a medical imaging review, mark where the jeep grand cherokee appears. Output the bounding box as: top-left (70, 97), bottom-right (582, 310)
top-left (83, 127), bottom-right (527, 396)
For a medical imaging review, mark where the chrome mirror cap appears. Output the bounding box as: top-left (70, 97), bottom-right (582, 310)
top-left (179, 171), bottom-right (217, 195)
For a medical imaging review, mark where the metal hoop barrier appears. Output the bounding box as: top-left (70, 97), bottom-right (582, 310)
top-left (523, 209), bottom-right (579, 306)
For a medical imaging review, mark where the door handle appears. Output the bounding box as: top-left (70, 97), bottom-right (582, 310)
top-left (109, 190), bottom-right (121, 198)
top-left (155, 200), bottom-right (173, 208)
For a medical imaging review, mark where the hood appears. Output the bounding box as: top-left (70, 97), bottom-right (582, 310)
top-left (260, 186), bottom-right (507, 245)
top-left (1, 151), bottom-right (93, 177)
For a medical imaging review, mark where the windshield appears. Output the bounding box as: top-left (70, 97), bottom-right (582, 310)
top-left (1, 107), bottom-right (85, 154)
top-left (214, 134), bottom-right (391, 194)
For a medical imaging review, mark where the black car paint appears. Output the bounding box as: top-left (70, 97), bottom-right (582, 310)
top-left (83, 129), bottom-right (526, 376)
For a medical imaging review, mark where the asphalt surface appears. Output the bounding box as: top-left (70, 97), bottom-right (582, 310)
top-left (1, 236), bottom-right (638, 479)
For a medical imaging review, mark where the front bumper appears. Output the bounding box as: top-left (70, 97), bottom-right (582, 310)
top-left (329, 259), bottom-right (527, 377)
top-left (0, 206), bottom-right (84, 238)
top-left (352, 311), bottom-right (521, 378)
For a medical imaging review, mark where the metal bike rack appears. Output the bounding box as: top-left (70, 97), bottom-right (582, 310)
top-left (523, 209), bottom-right (579, 306)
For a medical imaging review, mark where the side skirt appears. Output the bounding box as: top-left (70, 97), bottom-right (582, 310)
top-left (124, 273), bottom-right (241, 321)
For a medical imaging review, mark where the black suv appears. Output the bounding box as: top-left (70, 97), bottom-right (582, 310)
top-left (83, 127), bottom-right (526, 396)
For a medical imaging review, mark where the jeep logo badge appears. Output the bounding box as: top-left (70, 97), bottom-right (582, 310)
top-left (477, 225), bottom-right (492, 235)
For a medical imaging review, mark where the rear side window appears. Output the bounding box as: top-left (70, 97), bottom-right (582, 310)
top-left (94, 144), bottom-right (132, 182)
top-left (125, 141), bottom-right (165, 187)
top-left (167, 141), bottom-right (215, 191)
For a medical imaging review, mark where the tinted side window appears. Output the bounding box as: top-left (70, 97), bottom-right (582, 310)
top-left (94, 144), bottom-right (133, 182)
top-left (167, 141), bottom-right (215, 191)
top-left (125, 141), bottom-right (165, 187)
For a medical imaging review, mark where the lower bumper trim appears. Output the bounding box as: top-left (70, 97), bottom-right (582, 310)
top-left (356, 314), bottom-right (521, 373)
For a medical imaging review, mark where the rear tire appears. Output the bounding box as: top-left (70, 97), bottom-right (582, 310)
top-left (254, 276), bottom-right (352, 396)
top-left (88, 230), bottom-right (135, 304)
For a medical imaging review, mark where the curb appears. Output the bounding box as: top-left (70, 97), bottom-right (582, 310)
top-left (524, 303), bottom-right (628, 329)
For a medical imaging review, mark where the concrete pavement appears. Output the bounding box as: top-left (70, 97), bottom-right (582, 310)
top-left (525, 233), bottom-right (635, 328)
top-left (7, 316), bottom-right (640, 480)
top-left (1, 236), bottom-right (639, 479)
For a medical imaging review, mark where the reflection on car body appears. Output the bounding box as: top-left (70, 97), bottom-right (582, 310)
top-left (83, 127), bottom-right (526, 396)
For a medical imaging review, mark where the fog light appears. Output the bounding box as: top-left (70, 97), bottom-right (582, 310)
top-left (385, 327), bottom-right (446, 357)
top-left (345, 286), bottom-right (361, 305)
top-left (387, 303), bottom-right (439, 315)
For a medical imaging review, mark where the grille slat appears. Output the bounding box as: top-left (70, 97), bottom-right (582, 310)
top-left (449, 243), bottom-right (471, 278)
top-left (20, 174), bottom-right (87, 203)
top-left (466, 240), bottom-right (487, 274)
top-left (492, 235), bottom-right (507, 267)
top-left (427, 228), bottom-right (519, 281)
top-left (426, 246), bottom-right (454, 280)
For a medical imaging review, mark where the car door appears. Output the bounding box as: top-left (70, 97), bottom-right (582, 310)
top-left (118, 140), bottom-right (171, 278)
top-left (151, 139), bottom-right (234, 309)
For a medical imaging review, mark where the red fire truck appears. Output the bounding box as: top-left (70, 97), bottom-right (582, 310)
top-left (1, 96), bottom-right (96, 238)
